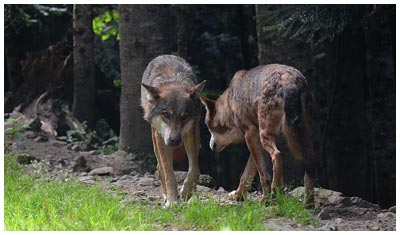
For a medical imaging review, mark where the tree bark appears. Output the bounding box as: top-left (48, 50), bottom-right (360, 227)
top-left (5, 32), bottom-right (22, 93)
top-left (255, 4), bottom-right (270, 65)
top-left (176, 5), bottom-right (191, 60)
top-left (118, 5), bottom-right (173, 153)
top-left (72, 4), bottom-right (96, 129)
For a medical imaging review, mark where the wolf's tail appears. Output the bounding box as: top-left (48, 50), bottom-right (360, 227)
top-left (282, 86), bottom-right (318, 179)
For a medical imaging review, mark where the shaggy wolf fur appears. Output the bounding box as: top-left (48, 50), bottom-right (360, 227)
top-left (141, 55), bottom-right (206, 207)
top-left (201, 64), bottom-right (317, 206)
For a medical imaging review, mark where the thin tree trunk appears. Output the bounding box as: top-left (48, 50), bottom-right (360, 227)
top-left (255, 4), bottom-right (270, 65)
top-left (72, 4), bottom-right (96, 129)
top-left (118, 5), bottom-right (172, 153)
top-left (176, 5), bottom-right (191, 60)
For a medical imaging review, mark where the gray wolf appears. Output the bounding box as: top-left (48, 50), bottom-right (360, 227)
top-left (141, 55), bottom-right (206, 207)
top-left (200, 64), bottom-right (317, 207)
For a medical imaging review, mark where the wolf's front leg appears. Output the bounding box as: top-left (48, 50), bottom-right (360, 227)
top-left (153, 129), bottom-right (179, 207)
top-left (181, 124), bottom-right (200, 201)
top-left (229, 154), bottom-right (258, 201)
top-left (152, 128), bottom-right (167, 200)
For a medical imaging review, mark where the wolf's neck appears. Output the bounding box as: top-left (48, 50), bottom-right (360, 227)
top-left (217, 89), bottom-right (235, 125)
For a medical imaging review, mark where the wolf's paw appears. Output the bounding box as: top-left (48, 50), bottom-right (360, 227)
top-left (179, 188), bottom-right (193, 201)
top-left (163, 199), bottom-right (179, 209)
top-left (228, 190), bottom-right (244, 201)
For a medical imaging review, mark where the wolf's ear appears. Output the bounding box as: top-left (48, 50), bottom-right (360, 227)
top-left (200, 96), bottom-right (215, 109)
top-left (190, 80), bottom-right (206, 97)
top-left (142, 83), bottom-right (160, 100)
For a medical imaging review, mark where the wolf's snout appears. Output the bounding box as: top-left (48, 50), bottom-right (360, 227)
top-left (166, 135), bottom-right (182, 148)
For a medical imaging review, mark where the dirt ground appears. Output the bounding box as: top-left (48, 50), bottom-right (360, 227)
top-left (5, 127), bottom-right (396, 231)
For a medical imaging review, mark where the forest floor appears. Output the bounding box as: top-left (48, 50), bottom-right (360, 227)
top-left (4, 119), bottom-right (396, 231)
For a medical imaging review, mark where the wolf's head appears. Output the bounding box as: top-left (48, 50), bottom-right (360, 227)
top-left (142, 81), bottom-right (206, 148)
top-left (200, 93), bottom-right (243, 152)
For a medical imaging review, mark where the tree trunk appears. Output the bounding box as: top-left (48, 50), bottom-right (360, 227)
top-left (5, 31), bottom-right (22, 93)
top-left (255, 4), bottom-right (270, 65)
top-left (72, 4), bottom-right (96, 129)
top-left (176, 5), bottom-right (191, 60)
top-left (118, 5), bottom-right (173, 153)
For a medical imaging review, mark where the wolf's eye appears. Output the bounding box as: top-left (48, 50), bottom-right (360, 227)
top-left (161, 111), bottom-right (170, 119)
top-left (181, 113), bottom-right (189, 120)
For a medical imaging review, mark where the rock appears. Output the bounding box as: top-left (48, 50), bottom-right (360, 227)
top-left (72, 156), bottom-right (89, 172)
top-left (79, 175), bottom-right (95, 184)
top-left (217, 187), bottom-right (226, 193)
top-left (80, 172), bottom-right (88, 176)
top-left (23, 131), bottom-right (37, 139)
top-left (339, 196), bottom-right (380, 210)
top-left (16, 153), bottom-right (38, 165)
top-left (138, 176), bottom-right (156, 186)
top-left (388, 206), bottom-right (396, 213)
top-left (289, 187), bottom-right (344, 205)
top-left (71, 144), bottom-right (80, 151)
top-left (318, 209), bottom-right (331, 220)
top-left (34, 135), bottom-right (48, 142)
top-left (196, 185), bottom-right (212, 192)
top-left (51, 140), bottom-right (67, 147)
top-left (89, 167), bottom-right (113, 176)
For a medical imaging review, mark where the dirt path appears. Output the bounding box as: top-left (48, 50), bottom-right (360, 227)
top-left (6, 129), bottom-right (396, 231)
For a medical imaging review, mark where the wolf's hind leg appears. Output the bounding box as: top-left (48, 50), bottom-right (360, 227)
top-left (258, 102), bottom-right (284, 192)
top-left (181, 123), bottom-right (200, 201)
top-left (244, 126), bottom-right (271, 201)
top-left (228, 154), bottom-right (258, 201)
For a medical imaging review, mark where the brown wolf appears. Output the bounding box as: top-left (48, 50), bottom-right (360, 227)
top-left (141, 55), bottom-right (206, 207)
top-left (200, 64), bottom-right (317, 207)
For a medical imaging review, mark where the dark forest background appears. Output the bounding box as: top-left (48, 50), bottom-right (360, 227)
top-left (4, 4), bottom-right (395, 208)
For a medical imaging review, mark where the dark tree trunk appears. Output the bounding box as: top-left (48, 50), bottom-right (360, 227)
top-left (118, 5), bottom-right (173, 153)
top-left (176, 5), bottom-right (191, 60)
top-left (72, 4), bottom-right (96, 129)
top-left (238, 5), bottom-right (250, 69)
top-left (363, 5), bottom-right (396, 208)
top-left (255, 4), bottom-right (270, 65)
top-left (5, 31), bottom-right (22, 93)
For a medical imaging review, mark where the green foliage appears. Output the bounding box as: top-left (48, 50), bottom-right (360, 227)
top-left (5, 151), bottom-right (317, 231)
top-left (261, 5), bottom-right (367, 43)
top-left (267, 190), bottom-right (319, 226)
top-left (57, 119), bottom-right (119, 155)
top-left (126, 152), bottom-right (157, 174)
top-left (113, 79), bottom-right (121, 88)
top-left (5, 5), bottom-right (68, 35)
top-left (5, 153), bottom-right (270, 230)
top-left (92, 10), bottom-right (119, 41)
top-left (5, 117), bottom-right (28, 139)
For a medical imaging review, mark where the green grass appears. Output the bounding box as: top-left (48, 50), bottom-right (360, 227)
top-left (5, 152), bottom-right (316, 231)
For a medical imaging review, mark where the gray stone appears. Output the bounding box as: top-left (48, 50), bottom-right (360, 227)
top-left (318, 209), bottom-right (331, 220)
top-left (388, 206), bottom-right (396, 213)
top-left (34, 135), bottom-right (48, 142)
top-left (89, 166), bottom-right (113, 176)
top-left (23, 131), bottom-right (37, 139)
top-left (72, 156), bottom-right (88, 172)
top-left (217, 187), bottom-right (226, 193)
top-left (79, 175), bottom-right (95, 184)
top-left (138, 176), bottom-right (155, 186)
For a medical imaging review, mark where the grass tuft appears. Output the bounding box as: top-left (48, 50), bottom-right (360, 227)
top-left (5, 152), bottom-right (317, 231)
